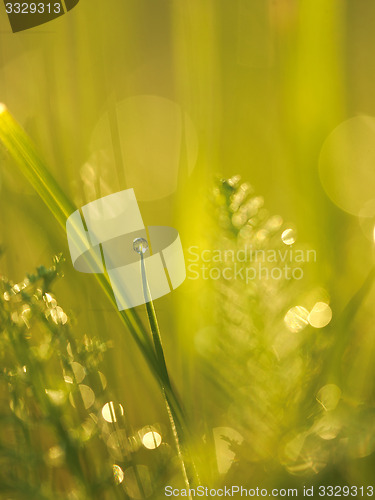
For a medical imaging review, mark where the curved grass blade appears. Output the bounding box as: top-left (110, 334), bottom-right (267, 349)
top-left (0, 105), bottom-right (194, 482)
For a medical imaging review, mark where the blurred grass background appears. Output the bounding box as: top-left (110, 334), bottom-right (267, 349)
top-left (1, 0), bottom-right (375, 497)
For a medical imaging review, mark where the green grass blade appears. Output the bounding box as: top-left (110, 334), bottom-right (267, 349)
top-left (0, 104), bottom-right (182, 417)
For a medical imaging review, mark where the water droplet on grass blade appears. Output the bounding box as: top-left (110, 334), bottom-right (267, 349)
top-left (133, 237), bottom-right (149, 255)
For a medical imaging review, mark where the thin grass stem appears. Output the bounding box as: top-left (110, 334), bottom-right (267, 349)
top-left (0, 106), bottom-right (189, 428)
top-left (139, 253), bottom-right (198, 495)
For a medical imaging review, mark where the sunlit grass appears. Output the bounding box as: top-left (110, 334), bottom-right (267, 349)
top-left (1, 0), bottom-right (375, 496)
top-left (0, 105), bottom-right (197, 496)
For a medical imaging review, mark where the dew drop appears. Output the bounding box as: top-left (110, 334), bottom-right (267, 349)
top-left (66, 342), bottom-right (74, 358)
top-left (281, 228), bottom-right (296, 245)
top-left (64, 374), bottom-right (74, 385)
top-left (20, 305), bottom-right (31, 328)
top-left (231, 212), bottom-right (247, 228)
top-left (113, 464), bottom-right (124, 484)
top-left (308, 302), bottom-right (332, 328)
top-left (102, 401), bottom-right (124, 423)
top-left (44, 292), bottom-right (57, 308)
top-left (69, 385), bottom-right (95, 410)
top-left (9, 398), bottom-right (26, 420)
top-left (133, 237), bottom-right (149, 255)
top-left (79, 385), bottom-right (95, 409)
top-left (71, 362), bottom-right (86, 384)
top-left (98, 371), bottom-right (107, 389)
top-left (49, 306), bottom-right (68, 325)
top-left (140, 426), bottom-right (162, 449)
top-left (284, 306), bottom-right (309, 333)
top-left (227, 175), bottom-right (241, 188)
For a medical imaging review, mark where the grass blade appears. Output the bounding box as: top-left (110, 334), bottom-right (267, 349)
top-left (0, 105), bottom-right (194, 481)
